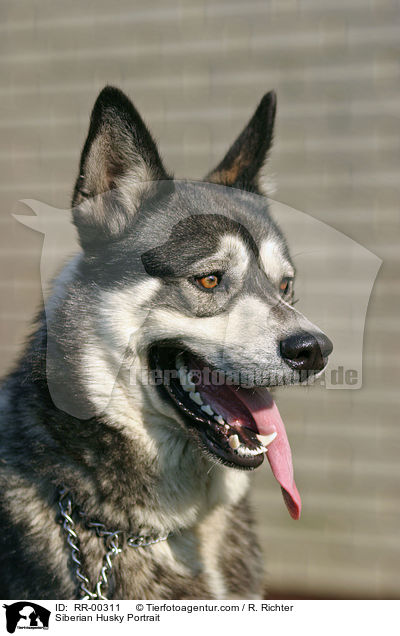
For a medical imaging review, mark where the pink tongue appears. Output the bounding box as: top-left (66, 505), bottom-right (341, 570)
top-left (235, 387), bottom-right (301, 520)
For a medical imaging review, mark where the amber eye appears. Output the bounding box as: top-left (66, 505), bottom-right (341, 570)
top-left (279, 277), bottom-right (291, 295)
top-left (197, 274), bottom-right (220, 289)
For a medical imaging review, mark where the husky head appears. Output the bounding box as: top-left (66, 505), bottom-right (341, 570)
top-left (64, 87), bottom-right (332, 519)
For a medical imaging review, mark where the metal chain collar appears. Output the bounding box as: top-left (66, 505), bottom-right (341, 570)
top-left (57, 486), bottom-right (169, 600)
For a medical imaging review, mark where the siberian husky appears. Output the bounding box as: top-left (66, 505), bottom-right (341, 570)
top-left (0, 87), bottom-right (332, 599)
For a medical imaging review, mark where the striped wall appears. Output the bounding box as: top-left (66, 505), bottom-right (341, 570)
top-left (0, 0), bottom-right (399, 599)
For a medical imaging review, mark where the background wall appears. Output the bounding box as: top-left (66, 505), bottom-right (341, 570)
top-left (0, 0), bottom-right (399, 599)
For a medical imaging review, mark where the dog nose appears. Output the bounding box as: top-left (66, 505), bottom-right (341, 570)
top-left (280, 331), bottom-right (333, 372)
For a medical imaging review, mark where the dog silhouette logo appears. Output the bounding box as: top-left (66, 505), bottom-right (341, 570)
top-left (3, 603), bottom-right (50, 633)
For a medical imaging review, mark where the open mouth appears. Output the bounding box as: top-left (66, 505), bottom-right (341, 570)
top-left (150, 345), bottom-right (301, 520)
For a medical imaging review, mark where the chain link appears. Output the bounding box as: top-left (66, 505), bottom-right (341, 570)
top-left (58, 487), bottom-right (169, 600)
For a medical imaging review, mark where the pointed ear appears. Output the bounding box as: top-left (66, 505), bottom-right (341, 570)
top-left (205, 91), bottom-right (276, 193)
top-left (72, 86), bottom-right (171, 248)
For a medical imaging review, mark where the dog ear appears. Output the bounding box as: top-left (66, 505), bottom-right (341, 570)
top-left (72, 86), bottom-right (171, 248)
top-left (205, 91), bottom-right (276, 193)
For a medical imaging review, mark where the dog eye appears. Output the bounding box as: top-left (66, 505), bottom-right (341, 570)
top-left (279, 277), bottom-right (292, 296)
top-left (196, 273), bottom-right (221, 290)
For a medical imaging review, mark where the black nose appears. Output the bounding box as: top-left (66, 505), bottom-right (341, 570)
top-left (280, 331), bottom-right (333, 372)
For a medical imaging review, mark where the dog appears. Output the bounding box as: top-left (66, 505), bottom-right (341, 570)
top-left (0, 86), bottom-right (332, 599)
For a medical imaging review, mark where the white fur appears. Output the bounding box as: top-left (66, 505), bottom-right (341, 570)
top-left (258, 172), bottom-right (277, 197)
top-left (217, 234), bottom-right (250, 275)
top-left (260, 237), bottom-right (294, 283)
top-left (143, 294), bottom-right (278, 370)
top-left (117, 165), bottom-right (159, 212)
top-left (44, 253), bottom-right (82, 321)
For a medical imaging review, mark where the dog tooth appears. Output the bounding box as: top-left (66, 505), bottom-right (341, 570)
top-left (179, 368), bottom-right (196, 392)
top-left (214, 415), bottom-right (225, 426)
top-left (201, 404), bottom-right (214, 416)
top-left (182, 381), bottom-right (196, 393)
top-left (228, 434), bottom-right (240, 450)
top-left (189, 391), bottom-right (203, 406)
top-left (256, 432), bottom-right (277, 448)
top-left (237, 445), bottom-right (265, 457)
top-left (176, 355), bottom-right (185, 371)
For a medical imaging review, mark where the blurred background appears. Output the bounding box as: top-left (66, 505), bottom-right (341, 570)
top-left (0, 0), bottom-right (399, 599)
